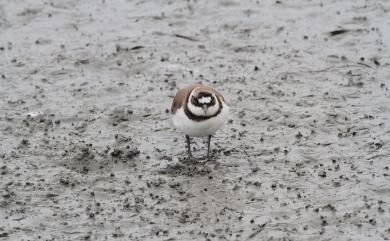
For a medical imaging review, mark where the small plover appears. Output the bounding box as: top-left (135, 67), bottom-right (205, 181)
top-left (171, 84), bottom-right (229, 159)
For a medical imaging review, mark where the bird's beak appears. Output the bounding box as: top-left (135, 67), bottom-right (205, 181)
top-left (202, 105), bottom-right (208, 113)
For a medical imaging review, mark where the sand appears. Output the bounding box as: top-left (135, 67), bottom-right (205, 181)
top-left (1, 0), bottom-right (390, 240)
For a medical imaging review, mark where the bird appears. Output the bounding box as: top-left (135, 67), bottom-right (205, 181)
top-left (170, 84), bottom-right (229, 159)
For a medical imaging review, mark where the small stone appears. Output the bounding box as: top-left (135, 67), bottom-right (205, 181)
top-left (318, 170), bottom-right (327, 178)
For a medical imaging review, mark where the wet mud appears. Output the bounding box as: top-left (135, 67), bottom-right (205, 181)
top-left (1, 0), bottom-right (390, 240)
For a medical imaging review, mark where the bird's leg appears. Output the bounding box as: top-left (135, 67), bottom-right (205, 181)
top-left (207, 135), bottom-right (212, 160)
top-left (186, 135), bottom-right (192, 158)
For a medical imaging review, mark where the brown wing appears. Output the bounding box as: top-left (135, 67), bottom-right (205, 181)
top-left (170, 85), bottom-right (200, 114)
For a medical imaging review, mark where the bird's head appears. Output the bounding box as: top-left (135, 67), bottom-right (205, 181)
top-left (188, 87), bottom-right (220, 116)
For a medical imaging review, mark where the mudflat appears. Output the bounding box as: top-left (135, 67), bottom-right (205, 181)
top-left (1, 0), bottom-right (390, 240)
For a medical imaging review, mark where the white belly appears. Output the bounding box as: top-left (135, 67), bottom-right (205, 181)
top-left (172, 103), bottom-right (229, 137)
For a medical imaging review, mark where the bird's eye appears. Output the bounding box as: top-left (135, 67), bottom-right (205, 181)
top-left (192, 96), bottom-right (199, 105)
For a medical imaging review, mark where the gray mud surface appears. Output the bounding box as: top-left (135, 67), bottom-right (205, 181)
top-left (1, 0), bottom-right (390, 240)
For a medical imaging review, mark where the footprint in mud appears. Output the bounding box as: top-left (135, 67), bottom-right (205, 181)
top-left (156, 142), bottom-right (243, 177)
top-left (61, 143), bottom-right (99, 174)
top-left (110, 134), bottom-right (140, 161)
top-left (158, 155), bottom-right (222, 177)
top-left (107, 106), bottom-right (146, 127)
top-left (61, 134), bottom-right (139, 174)
top-left (158, 162), bottom-right (212, 176)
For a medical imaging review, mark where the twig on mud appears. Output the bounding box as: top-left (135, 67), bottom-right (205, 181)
top-left (329, 29), bottom-right (349, 36)
top-left (174, 34), bottom-right (199, 41)
top-left (280, 64), bottom-right (375, 76)
top-left (234, 45), bottom-right (258, 53)
top-left (130, 46), bottom-right (144, 51)
top-left (245, 222), bottom-right (268, 240)
top-left (307, 64), bottom-right (373, 73)
top-left (328, 28), bottom-right (368, 37)
top-left (368, 153), bottom-right (390, 160)
top-left (357, 62), bottom-right (374, 68)
top-left (115, 45), bottom-right (144, 52)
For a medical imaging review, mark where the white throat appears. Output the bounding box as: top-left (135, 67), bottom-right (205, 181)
top-left (187, 89), bottom-right (220, 117)
top-left (198, 96), bottom-right (211, 104)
